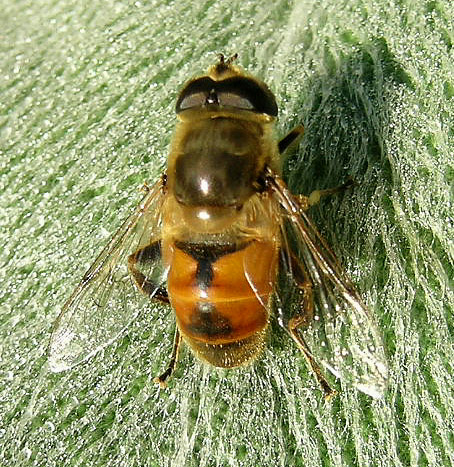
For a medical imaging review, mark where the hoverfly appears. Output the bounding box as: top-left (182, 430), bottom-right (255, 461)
top-left (49, 55), bottom-right (388, 399)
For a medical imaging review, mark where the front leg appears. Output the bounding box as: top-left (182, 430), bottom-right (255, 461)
top-left (278, 126), bottom-right (355, 210)
top-left (278, 125), bottom-right (304, 154)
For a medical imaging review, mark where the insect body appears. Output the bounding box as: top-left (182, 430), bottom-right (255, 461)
top-left (49, 55), bottom-right (388, 398)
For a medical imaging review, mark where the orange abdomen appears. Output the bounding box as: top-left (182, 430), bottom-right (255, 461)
top-left (164, 239), bottom-right (278, 345)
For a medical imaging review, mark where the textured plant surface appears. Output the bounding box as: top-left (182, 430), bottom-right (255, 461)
top-left (1, 1), bottom-right (453, 466)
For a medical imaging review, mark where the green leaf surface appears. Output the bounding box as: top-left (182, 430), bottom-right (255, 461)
top-left (1, 1), bottom-right (453, 466)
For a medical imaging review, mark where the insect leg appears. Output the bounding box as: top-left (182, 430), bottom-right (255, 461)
top-left (292, 177), bottom-right (355, 212)
top-left (153, 327), bottom-right (182, 388)
top-left (306, 177), bottom-right (355, 207)
top-left (275, 131), bottom-right (355, 211)
top-left (128, 241), bottom-right (169, 304)
top-left (288, 251), bottom-right (314, 327)
top-left (129, 242), bottom-right (183, 386)
top-left (278, 125), bottom-right (304, 154)
top-left (288, 253), bottom-right (337, 400)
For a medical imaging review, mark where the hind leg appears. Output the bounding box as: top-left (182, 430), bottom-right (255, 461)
top-left (287, 252), bottom-right (337, 400)
top-left (128, 242), bottom-right (182, 386)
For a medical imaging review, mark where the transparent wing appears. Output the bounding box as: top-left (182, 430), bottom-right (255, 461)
top-left (267, 169), bottom-right (388, 398)
top-left (48, 179), bottom-right (168, 372)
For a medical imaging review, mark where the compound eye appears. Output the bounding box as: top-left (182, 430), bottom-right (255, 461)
top-left (176, 75), bottom-right (278, 116)
top-left (218, 92), bottom-right (254, 110)
top-left (178, 91), bottom-right (207, 110)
